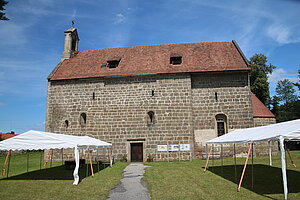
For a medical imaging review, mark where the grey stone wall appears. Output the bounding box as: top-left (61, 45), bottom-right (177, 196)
top-left (46, 71), bottom-right (261, 161)
top-left (254, 117), bottom-right (276, 127)
top-left (46, 74), bottom-right (193, 161)
top-left (192, 72), bottom-right (254, 147)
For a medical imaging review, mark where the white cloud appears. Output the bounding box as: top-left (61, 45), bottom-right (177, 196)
top-left (0, 102), bottom-right (5, 107)
top-left (266, 24), bottom-right (300, 44)
top-left (269, 68), bottom-right (287, 83)
top-left (114, 13), bottom-right (126, 24)
top-left (269, 68), bottom-right (298, 83)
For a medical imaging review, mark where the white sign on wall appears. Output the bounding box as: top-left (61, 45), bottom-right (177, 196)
top-left (157, 144), bottom-right (191, 151)
top-left (180, 144), bottom-right (191, 151)
top-left (169, 144), bottom-right (179, 151)
top-left (157, 145), bottom-right (168, 151)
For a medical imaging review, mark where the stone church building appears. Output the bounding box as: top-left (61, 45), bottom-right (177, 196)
top-left (45, 27), bottom-right (275, 161)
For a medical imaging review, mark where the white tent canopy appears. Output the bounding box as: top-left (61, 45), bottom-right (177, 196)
top-left (205, 119), bottom-right (300, 200)
top-left (207, 119), bottom-right (300, 144)
top-left (0, 130), bottom-right (112, 185)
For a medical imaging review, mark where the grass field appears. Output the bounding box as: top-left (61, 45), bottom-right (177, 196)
top-left (144, 151), bottom-right (300, 200)
top-left (1, 151), bottom-right (300, 200)
top-left (0, 151), bottom-right (128, 200)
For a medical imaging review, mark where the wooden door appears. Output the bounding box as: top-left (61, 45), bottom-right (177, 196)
top-left (131, 143), bottom-right (143, 162)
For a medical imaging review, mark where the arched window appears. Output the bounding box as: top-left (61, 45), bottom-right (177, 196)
top-left (64, 120), bottom-right (69, 128)
top-left (215, 114), bottom-right (227, 137)
top-left (147, 111), bottom-right (155, 125)
top-left (80, 113), bottom-right (87, 126)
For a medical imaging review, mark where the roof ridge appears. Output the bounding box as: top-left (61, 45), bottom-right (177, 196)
top-left (78, 41), bottom-right (233, 53)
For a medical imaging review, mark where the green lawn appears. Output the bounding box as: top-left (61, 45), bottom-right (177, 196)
top-left (1, 151), bottom-right (300, 200)
top-left (144, 151), bottom-right (300, 200)
top-left (0, 152), bottom-right (128, 200)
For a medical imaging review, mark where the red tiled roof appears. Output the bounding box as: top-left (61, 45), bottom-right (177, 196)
top-left (49, 41), bottom-right (249, 80)
top-left (0, 134), bottom-right (17, 140)
top-left (251, 93), bottom-right (275, 118)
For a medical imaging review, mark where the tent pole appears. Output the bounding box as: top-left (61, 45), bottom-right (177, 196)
top-left (61, 149), bottom-right (64, 166)
top-left (285, 144), bottom-right (297, 168)
top-left (7, 150), bottom-right (11, 178)
top-left (50, 149), bottom-right (53, 168)
top-left (110, 148), bottom-right (113, 167)
top-left (204, 145), bottom-right (212, 172)
top-left (237, 143), bottom-right (252, 192)
top-left (27, 150), bottom-right (29, 172)
top-left (44, 150), bottom-right (51, 167)
top-left (97, 148), bottom-right (99, 172)
top-left (234, 144), bottom-right (237, 184)
top-left (269, 141), bottom-right (272, 166)
top-left (205, 143), bottom-right (208, 160)
top-left (279, 136), bottom-right (288, 200)
top-left (212, 144), bottom-right (214, 173)
top-left (221, 144), bottom-right (223, 176)
top-left (73, 146), bottom-right (80, 185)
top-left (40, 150), bottom-right (42, 170)
top-left (89, 149), bottom-right (94, 177)
top-left (86, 149), bottom-right (89, 177)
top-left (251, 143), bottom-right (254, 190)
top-left (108, 148), bottom-right (112, 168)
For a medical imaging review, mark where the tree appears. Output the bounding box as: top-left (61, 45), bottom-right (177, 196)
top-left (293, 69), bottom-right (300, 92)
top-left (249, 53), bottom-right (276, 105)
top-left (0, 0), bottom-right (9, 20)
top-left (276, 100), bottom-right (300, 122)
top-left (276, 79), bottom-right (297, 104)
top-left (270, 95), bottom-right (280, 116)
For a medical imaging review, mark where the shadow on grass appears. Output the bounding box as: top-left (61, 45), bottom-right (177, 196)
top-left (0, 163), bottom-right (109, 182)
top-left (206, 164), bottom-right (300, 195)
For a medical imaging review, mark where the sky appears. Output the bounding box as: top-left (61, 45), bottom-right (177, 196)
top-left (0, 0), bottom-right (299, 134)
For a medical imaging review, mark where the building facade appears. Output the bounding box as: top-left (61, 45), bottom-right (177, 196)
top-left (45, 27), bottom-right (275, 161)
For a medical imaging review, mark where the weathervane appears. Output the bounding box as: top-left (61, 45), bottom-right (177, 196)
top-left (72, 19), bottom-right (75, 28)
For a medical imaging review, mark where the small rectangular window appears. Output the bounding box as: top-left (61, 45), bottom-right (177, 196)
top-left (170, 56), bottom-right (182, 65)
top-left (107, 60), bottom-right (120, 68)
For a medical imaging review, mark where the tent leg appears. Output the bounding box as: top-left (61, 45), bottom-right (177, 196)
top-left (89, 149), bottom-right (94, 177)
top-left (279, 136), bottom-right (288, 200)
top-left (44, 150), bottom-right (51, 167)
top-left (221, 144), bottom-right (223, 176)
top-left (205, 144), bottom-right (208, 159)
top-left (212, 144), bottom-right (214, 172)
top-left (234, 144), bottom-right (237, 184)
top-left (73, 147), bottom-right (80, 185)
top-left (269, 141), bottom-right (272, 166)
top-left (27, 150), bottom-right (29, 172)
top-left (7, 150), bottom-right (11, 178)
top-left (237, 143), bottom-right (252, 192)
top-left (86, 150), bottom-right (89, 177)
top-left (97, 148), bottom-right (99, 172)
top-left (285, 144), bottom-right (297, 168)
top-left (109, 148), bottom-right (113, 167)
top-left (40, 151), bottom-right (42, 170)
top-left (61, 149), bottom-right (64, 166)
top-left (251, 143), bottom-right (254, 190)
top-left (204, 145), bottom-right (212, 172)
top-left (50, 149), bottom-right (53, 168)
top-left (2, 150), bottom-right (10, 177)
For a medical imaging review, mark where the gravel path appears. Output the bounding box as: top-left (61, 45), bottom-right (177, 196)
top-left (107, 163), bottom-right (151, 200)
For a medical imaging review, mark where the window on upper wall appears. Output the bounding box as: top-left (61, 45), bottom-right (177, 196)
top-left (215, 114), bottom-right (227, 137)
top-left (147, 111), bottom-right (155, 125)
top-left (64, 120), bottom-right (69, 128)
top-left (170, 56), bottom-right (182, 65)
top-left (107, 60), bottom-right (120, 68)
top-left (80, 113), bottom-right (87, 126)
